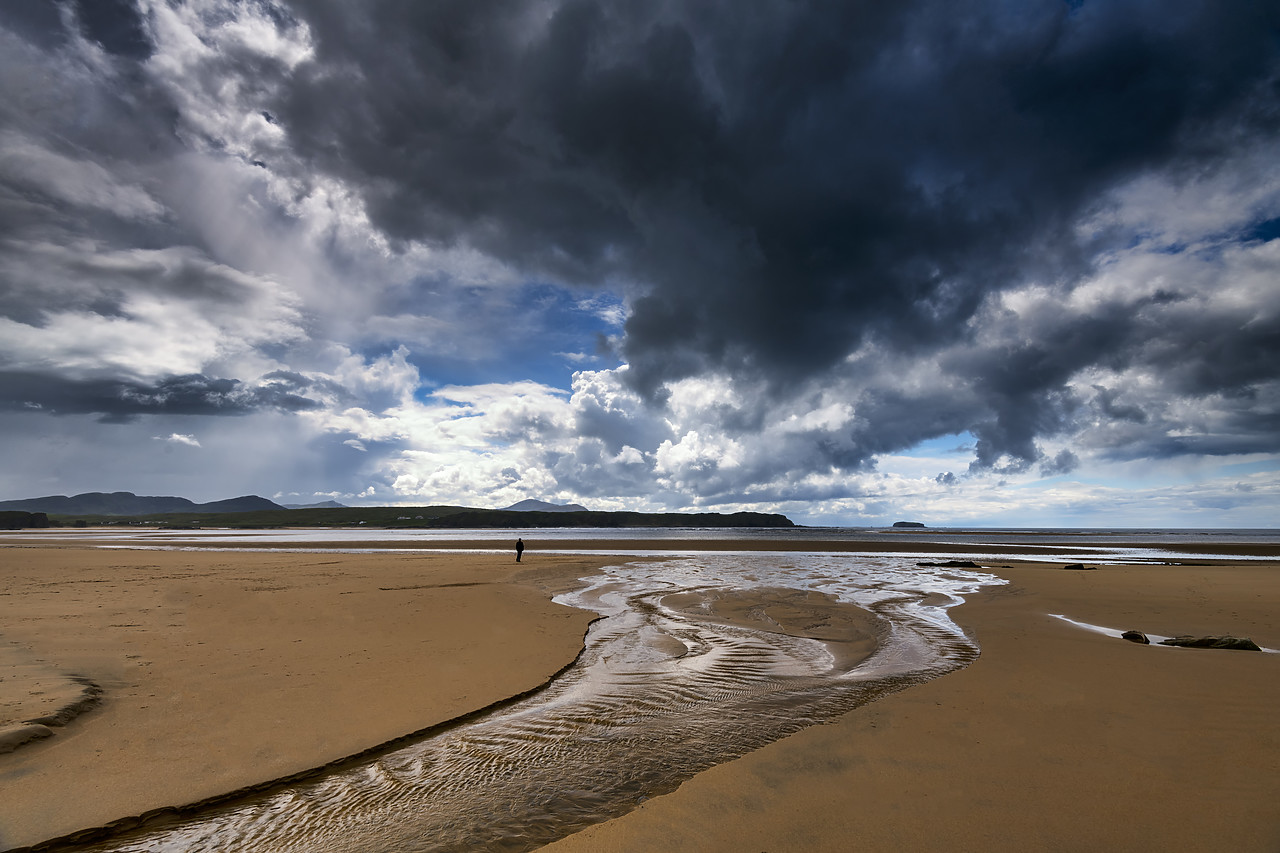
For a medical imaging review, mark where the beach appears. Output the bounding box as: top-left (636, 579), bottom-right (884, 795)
top-left (1, 532), bottom-right (1277, 850)
top-left (547, 559), bottom-right (1280, 852)
top-left (0, 541), bottom-right (617, 850)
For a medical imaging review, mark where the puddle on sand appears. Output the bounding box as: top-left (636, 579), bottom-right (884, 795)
top-left (56, 555), bottom-right (1003, 853)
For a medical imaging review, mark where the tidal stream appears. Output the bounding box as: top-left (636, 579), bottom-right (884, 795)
top-left (60, 554), bottom-right (1003, 852)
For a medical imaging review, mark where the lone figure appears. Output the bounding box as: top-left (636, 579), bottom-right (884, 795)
top-left (515, 537), bottom-right (524, 563)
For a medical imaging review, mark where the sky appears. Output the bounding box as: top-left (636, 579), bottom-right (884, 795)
top-left (1, 0), bottom-right (1278, 527)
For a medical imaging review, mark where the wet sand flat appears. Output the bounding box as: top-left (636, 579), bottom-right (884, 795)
top-left (2, 534), bottom-right (1278, 851)
top-left (546, 559), bottom-right (1280, 853)
top-left (18, 533), bottom-right (1279, 557)
top-left (0, 542), bottom-right (616, 851)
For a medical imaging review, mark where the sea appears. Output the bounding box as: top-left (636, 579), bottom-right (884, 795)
top-left (57, 524), bottom-right (1280, 563)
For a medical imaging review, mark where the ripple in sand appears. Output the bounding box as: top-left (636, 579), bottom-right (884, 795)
top-left (54, 555), bottom-right (1003, 853)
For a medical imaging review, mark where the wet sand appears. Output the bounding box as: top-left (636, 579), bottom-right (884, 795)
top-left (0, 542), bottom-right (617, 850)
top-left (1, 533), bottom-right (1278, 851)
top-left (546, 559), bottom-right (1280, 853)
top-left (17, 533), bottom-right (1278, 557)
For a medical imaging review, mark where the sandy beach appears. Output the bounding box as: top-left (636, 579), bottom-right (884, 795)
top-left (547, 559), bottom-right (1280, 853)
top-left (0, 540), bottom-right (618, 850)
top-left (1, 532), bottom-right (1277, 851)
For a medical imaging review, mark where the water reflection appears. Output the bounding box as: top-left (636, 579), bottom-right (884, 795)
top-left (57, 555), bottom-right (1002, 853)
top-left (32, 525), bottom-right (1278, 564)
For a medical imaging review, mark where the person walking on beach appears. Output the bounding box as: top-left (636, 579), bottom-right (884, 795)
top-left (515, 537), bottom-right (524, 563)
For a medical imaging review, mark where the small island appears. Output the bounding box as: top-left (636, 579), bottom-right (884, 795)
top-left (892, 521), bottom-right (926, 528)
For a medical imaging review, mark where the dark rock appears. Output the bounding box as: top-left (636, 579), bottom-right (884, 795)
top-left (1062, 563), bottom-right (1096, 570)
top-left (1121, 630), bottom-right (1150, 644)
top-left (1158, 635), bottom-right (1262, 651)
top-left (916, 560), bottom-right (984, 568)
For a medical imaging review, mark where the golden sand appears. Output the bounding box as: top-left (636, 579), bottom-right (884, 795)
top-left (0, 542), bottom-right (615, 850)
top-left (546, 560), bottom-right (1280, 853)
top-left (1, 533), bottom-right (1277, 851)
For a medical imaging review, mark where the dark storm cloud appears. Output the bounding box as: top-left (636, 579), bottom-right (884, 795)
top-left (2, 0), bottom-right (1278, 515)
top-left (1092, 385), bottom-right (1147, 424)
top-left (0, 16), bottom-right (178, 152)
top-left (73, 0), bottom-right (153, 58)
top-left (0, 371), bottom-right (323, 422)
top-left (263, 0), bottom-right (1280, 466)
top-left (0, 3), bottom-right (67, 52)
top-left (2, 1), bottom-right (152, 58)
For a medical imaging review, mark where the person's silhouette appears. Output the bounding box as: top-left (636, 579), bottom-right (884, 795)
top-left (515, 537), bottom-right (524, 562)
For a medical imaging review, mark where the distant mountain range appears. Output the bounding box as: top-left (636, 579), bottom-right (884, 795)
top-left (0, 494), bottom-right (585, 515)
top-left (0, 493), bottom-right (794, 530)
top-left (502, 499), bottom-right (588, 512)
top-left (0, 491), bottom-right (285, 515)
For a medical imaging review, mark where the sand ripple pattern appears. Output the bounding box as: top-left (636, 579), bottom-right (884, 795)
top-left (65, 555), bottom-right (1002, 853)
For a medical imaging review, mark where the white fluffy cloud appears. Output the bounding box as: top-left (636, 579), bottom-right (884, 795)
top-left (154, 432), bottom-right (200, 447)
top-left (0, 244), bottom-right (305, 381)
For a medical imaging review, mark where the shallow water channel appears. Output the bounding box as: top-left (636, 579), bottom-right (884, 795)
top-left (63, 554), bottom-right (1003, 852)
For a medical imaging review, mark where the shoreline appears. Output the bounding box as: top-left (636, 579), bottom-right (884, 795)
top-left (2, 534), bottom-right (1277, 851)
top-left (9, 530), bottom-right (1278, 558)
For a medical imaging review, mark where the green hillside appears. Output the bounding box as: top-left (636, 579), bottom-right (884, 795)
top-left (46, 505), bottom-right (795, 529)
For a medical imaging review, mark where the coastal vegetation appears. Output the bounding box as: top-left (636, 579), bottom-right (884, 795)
top-left (0, 493), bottom-right (794, 530)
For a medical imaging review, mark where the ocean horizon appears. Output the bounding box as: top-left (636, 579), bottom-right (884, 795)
top-left (34, 524), bottom-right (1280, 565)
